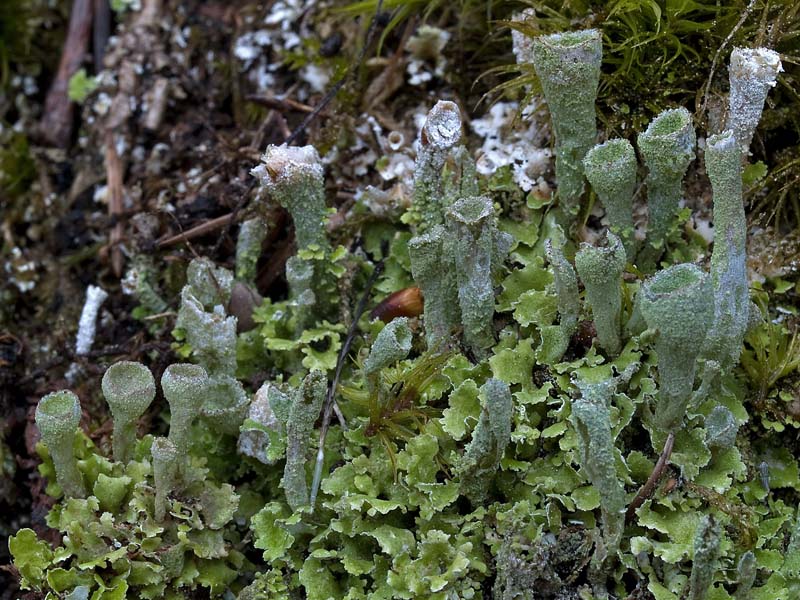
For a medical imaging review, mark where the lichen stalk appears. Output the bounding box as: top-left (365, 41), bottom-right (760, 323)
top-left (640, 263), bottom-right (714, 432)
top-left (637, 107), bottom-right (696, 251)
top-left (412, 100), bottom-right (462, 231)
top-left (408, 225), bottom-right (460, 350)
top-left (572, 377), bottom-right (626, 568)
top-left (161, 363), bottom-right (209, 458)
top-left (583, 139), bottom-right (638, 256)
top-left (235, 217), bottom-right (267, 283)
top-left (703, 130), bottom-right (749, 371)
top-left (283, 370), bottom-right (326, 511)
top-left (530, 29), bottom-right (602, 214)
top-left (250, 144), bottom-right (329, 252)
top-left (543, 240), bottom-right (579, 363)
top-left (445, 195), bottom-right (499, 355)
top-left (689, 515), bottom-right (720, 600)
top-left (101, 361), bottom-right (156, 463)
top-left (727, 47), bottom-right (782, 155)
top-left (35, 391), bottom-right (86, 498)
top-left (574, 232), bottom-right (626, 356)
top-left (458, 378), bottom-right (512, 504)
top-left (151, 437), bottom-right (178, 522)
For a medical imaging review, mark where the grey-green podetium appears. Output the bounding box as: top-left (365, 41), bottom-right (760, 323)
top-left (102, 361), bottom-right (156, 464)
top-left (35, 391), bottom-right (86, 498)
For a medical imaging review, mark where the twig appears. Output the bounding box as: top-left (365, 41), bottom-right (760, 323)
top-left (285, 0), bottom-right (384, 146)
top-left (310, 258), bottom-right (385, 510)
top-left (626, 431), bottom-right (675, 521)
top-left (245, 94), bottom-right (319, 114)
top-left (156, 214), bottom-right (235, 248)
top-left (39, 0), bottom-right (94, 147)
top-left (93, 0), bottom-right (111, 71)
top-left (104, 131), bottom-right (125, 277)
top-left (697, 0), bottom-right (757, 122)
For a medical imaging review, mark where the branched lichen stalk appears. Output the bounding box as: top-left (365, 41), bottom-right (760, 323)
top-left (637, 108), bottom-right (695, 251)
top-left (727, 47), bottom-right (782, 155)
top-left (151, 437), bottom-right (178, 521)
top-left (703, 130), bottom-right (749, 371)
top-left (689, 515), bottom-right (720, 600)
top-left (161, 363), bottom-right (209, 459)
top-left (583, 139), bottom-right (638, 257)
top-left (530, 29), bottom-right (602, 214)
top-left (640, 264), bottom-right (714, 431)
top-left (409, 225), bottom-right (460, 350)
top-left (458, 378), bottom-right (512, 504)
top-left (445, 195), bottom-right (498, 355)
top-left (575, 232), bottom-right (626, 356)
top-left (36, 391), bottom-right (86, 498)
top-left (102, 361), bottom-right (156, 463)
top-left (176, 287), bottom-right (238, 377)
top-left (251, 144), bottom-right (329, 252)
top-left (283, 370), bottom-right (326, 511)
top-left (572, 377), bottom-right (626, 566)
top-left (412, 100), bottom-right (462, 231)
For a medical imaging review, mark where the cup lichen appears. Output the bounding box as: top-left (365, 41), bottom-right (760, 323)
top-left (530, 29), bottom-right (602, 214)
top-left (35, 390), bottom-right (86, 498)
top-left (101, 360), bottom-right (156, 464)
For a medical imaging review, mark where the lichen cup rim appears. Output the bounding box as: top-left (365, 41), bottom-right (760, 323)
top-left (102, 361), bottom-right (156, 418)
top-left (36, 390), bottom-right (81, 437)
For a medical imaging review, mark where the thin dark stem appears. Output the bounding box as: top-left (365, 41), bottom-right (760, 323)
top-left (626, 431), bottom-right (675, 521)
top-left (310, 258), bottom-right (385, 509)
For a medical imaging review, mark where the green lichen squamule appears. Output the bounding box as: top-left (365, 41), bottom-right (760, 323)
top-left (703, 129), bottom-right (749, 372)
top-left (161, 363), bottom-right (209, 461)
top-left (583, 138), bottom-right (638, 257)
top-left (445, 195), bottom-right (500, 356)
top-left (457, 378), bottom-right (512, 504)
top-left (409, 224), bottom-right (460, 350)
top-left (530, 29), bottom-right (602, 214)
top-left (282, 370), bottom-right (326, 511)
top-left (251, 144), bottom-right (329, 252)
top-left (412, 100), bottom-right (463, 231)
top-left (637, 107), bottom-right (696, 251)
top-left (727, 47), bottom-right (782, 155)
top-left (101, 361), bottom-right (156, 464)
top-left (35, 391), bottom-right (86, 498)
top-left (575, 232), bottom-right (626, 356)
top-left (640, 263), bottom-right (714, 432)
top-left (151, 436), bottom-right (178, 521)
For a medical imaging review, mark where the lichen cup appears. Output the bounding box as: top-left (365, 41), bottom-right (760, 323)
top-left (36, 390), bottom-right (86, 498)
top-left (640, 263), bottom-right (714, 431)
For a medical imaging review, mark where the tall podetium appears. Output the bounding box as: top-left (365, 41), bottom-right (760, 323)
top-left (575, 232), bottom-right (626, 357)
top-left (161, 363), bottom-right (209, 463)
top-left (727, 47), bottom-right (782, 156)
top-left (637, 107), bottom-right (696, 254)
top-left (640, 263), bottom-right (714, 432)
top-left (445, 195), bottom-right (506, 356)
top-left (102, 361), bottom-right (156, 464)
top-left (35, 391), bottom-right (86, 498)
top-left (412, 100), bottom-right (463, 231)
top-left (703, 130), bottom-right (749, 371)
top-left (251, 144), bottom-right (329, 252)
top-left (530, 29), bottom-right (602, 215)
top-left (583, 139), bottom-right (638, 258)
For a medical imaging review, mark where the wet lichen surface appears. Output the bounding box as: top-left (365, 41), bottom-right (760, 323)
top-left (2, 1), bottom-right (800, 599)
